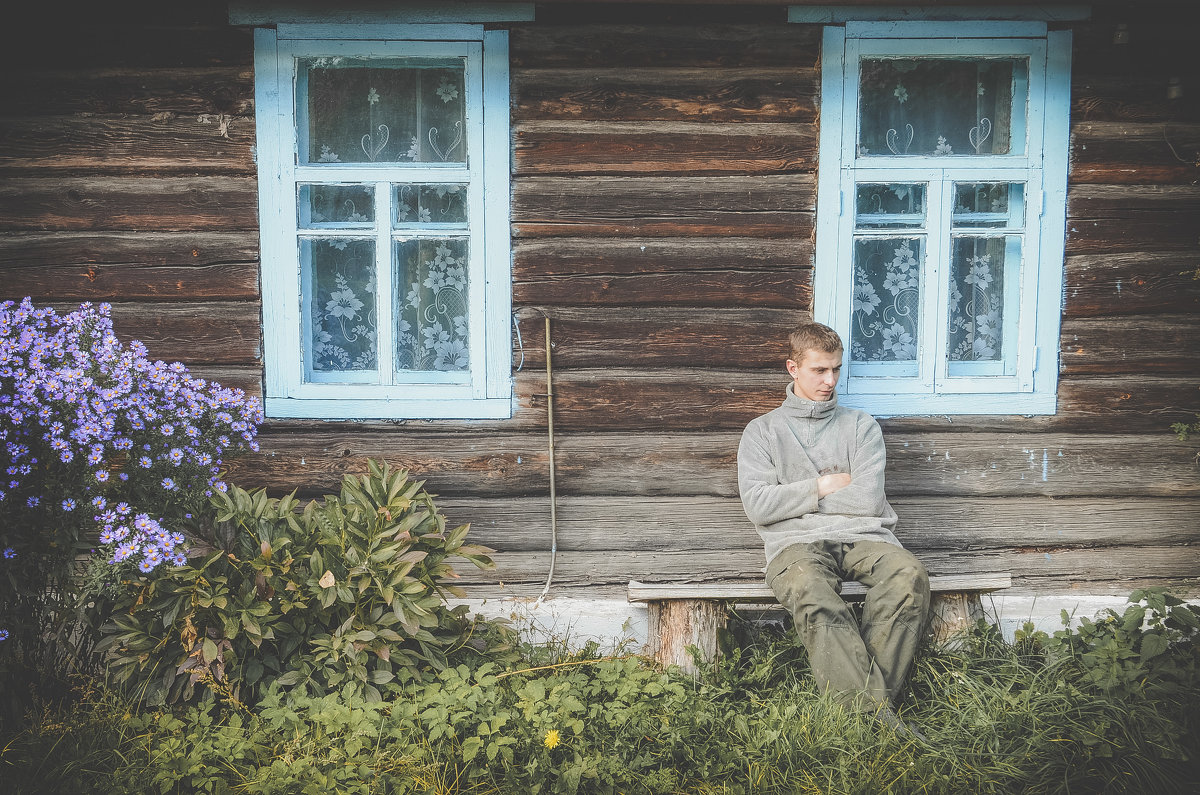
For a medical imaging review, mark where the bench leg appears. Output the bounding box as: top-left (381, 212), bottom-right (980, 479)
top-left (647, 599), bottom-right (728, 675)
top-left (929, 592), bottom-right (985, 646)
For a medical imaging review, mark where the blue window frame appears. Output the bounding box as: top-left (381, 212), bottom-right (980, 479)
top-left (814, 22), bottom-right (1071, 414)
top-left (253, 24), bottom-right (513, 419)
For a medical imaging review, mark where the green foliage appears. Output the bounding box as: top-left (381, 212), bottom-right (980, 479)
top-left (94, 460), bottom-right (515, 707)
top-left (5, 591), bottom-right (1199, 794)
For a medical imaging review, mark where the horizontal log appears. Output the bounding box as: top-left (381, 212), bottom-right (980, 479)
top-left (1067, 184), bottom-right (1200, 215)
top-left (1071, 18), bottom-right (1197, 78)
top-left (512, 67), bottom-right (818, 123)
top-left (1, 260), bottom-right (259, 303)
top-left (1069, 121), bottom-right (1200, 185)
top-left (510, 24), bottom-right (820, 69)
top-left (1064, 251), bottom-right (1200, 317)
top-left (1060, 315), bottom-right (1200, 374)
top-left (184, 364), bottom-right (262, 396)
top-left (0, 176), bottom-right (259, 231)
top-left (1065, 216), bottom-right (1200, 254)
top-left (232, 428), bottom-right (1200, 500)
top-left (0, 231), bottom-right (259, 268)
top-left (511, 307), bottom-right (801, 368)
top-left (236, 371), bottom-right (1200, 436)
top-left (0, 23), bottom-right (252, 68)
top-left (530, 370), bottom-right (1200, 434)
top-left (513, 237), bottom-right (812, 277)
top-left (1, 66), bottom-right (254, 116)
top-left (456, 546), bottom-right (1200, 597)
top-left (0, 114), bottom-right (256, 174)
top-left (512, 175), bottom-right (814, 238)
top-left (107, 301), bottom-right (261, 365)
top-left (513, 121), bottom-right (816, 175)
top-left (1072, 77), bottom-right (1200, 124)
top-left (515, 270), bottom-right (810, 309)
top-left (438, 496), bottom-right (1200, 554)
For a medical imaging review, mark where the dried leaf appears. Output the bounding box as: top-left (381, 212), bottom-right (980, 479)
top-left (319, 570), bottom-right (336, 588)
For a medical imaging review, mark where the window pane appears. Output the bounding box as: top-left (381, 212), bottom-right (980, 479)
top-left (850, 237), bottom-right (923, 362)
top-left (952, 182), bottom-right (1024, 229)
top-left (298, 184), bottom-right (375, 228)
top-left (858, 58), bottom-right (1027, 157)
top-left (947, 236), bottom-right (1020, 368)
top-left (856, 183), bottom-right (926, 228)
top-left (394, 184), bottom-right (469, 226)
top-left (300, 57), bottom-right (467, 164)
top-left (302, 238), bottom-right (378, 375)
top-left (394, 239), bottom-right (470, 372)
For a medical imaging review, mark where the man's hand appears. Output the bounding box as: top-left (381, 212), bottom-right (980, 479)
top-left (817, 472), bottom-right (852, 498)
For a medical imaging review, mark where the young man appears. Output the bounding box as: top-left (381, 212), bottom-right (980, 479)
top-left (737, 322), bottom-right (930, 732)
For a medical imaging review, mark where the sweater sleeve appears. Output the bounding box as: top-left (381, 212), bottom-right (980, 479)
top-left (817, 415), bottom-right (890, 517)
top-left (737, 422), bottom-right (820, 525)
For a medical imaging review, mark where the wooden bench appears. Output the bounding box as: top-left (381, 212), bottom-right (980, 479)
top-left (629, 573), bottom-right (1012, 674)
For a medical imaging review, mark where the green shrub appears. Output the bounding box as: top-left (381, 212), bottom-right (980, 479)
top-left (95, 459), bottom-right (515, 707)
top-left (7, 592), bottom-right (1199, 795)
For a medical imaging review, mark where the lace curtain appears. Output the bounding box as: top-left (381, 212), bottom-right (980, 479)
top-left (301, 57), bottom-right (466, 164)
top-left (858, 58), bottom-right (1025, 157)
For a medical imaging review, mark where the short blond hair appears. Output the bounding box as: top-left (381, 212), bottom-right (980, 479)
top-left (788, 322), bottom-right (844, 363)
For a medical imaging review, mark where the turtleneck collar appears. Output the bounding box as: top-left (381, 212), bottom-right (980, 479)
top-left (782, 382), bottom-right (839, 419)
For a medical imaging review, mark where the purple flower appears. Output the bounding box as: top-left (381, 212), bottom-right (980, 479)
top-left (61, 498), bottom-right (76, 511)
top-left (92, 496), bottom-right (106, 510)
top-left (0, 630), bottom-right (9, 642)
top-left (160, 423), bottom-right (174, 437)
top-left (161, 477), bottom-right (176, 490)
top-left (26, 495), bottom-right (40, 507)
top-left (94, 469), bottom-right (109, 483)
top-left (3, 547), bottom-right (15, 559)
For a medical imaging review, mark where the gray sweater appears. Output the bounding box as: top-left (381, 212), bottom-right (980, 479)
top-left (737, 384), bottom-right (902, 564)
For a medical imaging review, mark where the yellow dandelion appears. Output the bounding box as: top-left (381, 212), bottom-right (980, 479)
top-left (543, 729), bottom-right (561, 749)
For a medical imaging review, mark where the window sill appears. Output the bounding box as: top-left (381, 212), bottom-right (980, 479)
top-left (265, 396), bottom-right (513, 420)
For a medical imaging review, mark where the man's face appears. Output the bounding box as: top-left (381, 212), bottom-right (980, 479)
top-left (786, 349), bottom-right (842, 402)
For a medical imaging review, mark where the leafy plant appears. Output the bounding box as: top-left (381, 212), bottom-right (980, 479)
top-left (96, 459), bottom-right (514, 707)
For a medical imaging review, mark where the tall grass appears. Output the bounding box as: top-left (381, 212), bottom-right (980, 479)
top-left (2, 607), bottom-right (1197, 795)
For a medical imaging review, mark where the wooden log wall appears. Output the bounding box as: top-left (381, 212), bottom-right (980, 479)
top-left (0, 3), bottom-right (1196, 601)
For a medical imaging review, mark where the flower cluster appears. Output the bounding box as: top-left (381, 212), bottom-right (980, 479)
top-left (0, 298), bottom-right (263, 578)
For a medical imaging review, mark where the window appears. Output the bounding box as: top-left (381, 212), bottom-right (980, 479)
top-left (253, 25), bottom-right (512, 418)
top-left (814, 22), bottom-right (1070, 414)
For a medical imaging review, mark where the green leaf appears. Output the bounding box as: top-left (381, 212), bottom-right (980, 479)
top-left (1141, 631), bottom-right (1169, 662)
top-left (461, 735), bottom-right (483, 763)
top-left (202, 638), bottom-right (218, 665)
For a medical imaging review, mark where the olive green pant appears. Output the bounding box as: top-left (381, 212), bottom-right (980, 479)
top-left (766, 540), bottom-right (931, 710)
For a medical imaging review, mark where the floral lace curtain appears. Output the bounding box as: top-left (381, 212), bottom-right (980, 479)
top-left (305, 239), bottom-right (378, 373)
top-left (947, 237), bottom-right (1011, 362)
top-left (301, 57), bottom-right (466, 165)
top-left (858, 58), bottom-right (1025, 157)
top-left (394, 238), bottom-right (469, 372)
top-left (851, 237), bottom-right (923, 362)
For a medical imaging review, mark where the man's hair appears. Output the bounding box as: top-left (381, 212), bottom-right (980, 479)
top-left (788, 322), bottom-right (844, 362)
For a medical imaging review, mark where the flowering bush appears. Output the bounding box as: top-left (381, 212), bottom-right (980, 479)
top-left (0, 297), bottom-right (263, 684)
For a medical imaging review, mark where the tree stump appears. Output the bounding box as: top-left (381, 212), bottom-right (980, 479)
top-left (929, 592), bottom-right (986, 647)
top-left (647, 598), bottom-right (728, 675)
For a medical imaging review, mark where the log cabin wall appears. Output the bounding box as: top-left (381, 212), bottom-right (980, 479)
top-left (0, 2), bottom-right (1197, 601)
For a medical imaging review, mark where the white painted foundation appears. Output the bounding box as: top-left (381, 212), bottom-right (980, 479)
top-left (453, 592), bottom-right (1140, 652)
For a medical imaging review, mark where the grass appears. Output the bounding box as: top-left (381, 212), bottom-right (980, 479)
top-left (1, 610), bottom-right (1197, 795)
